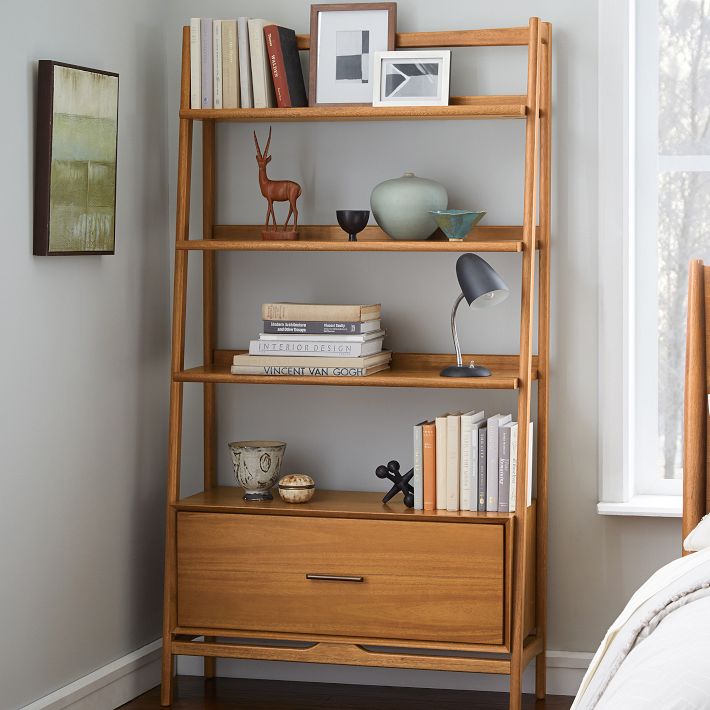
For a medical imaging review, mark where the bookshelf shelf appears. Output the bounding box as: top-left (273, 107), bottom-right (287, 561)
top-left (175, 487), bottom-right (522, 522)
top-left (162, 19), bottom-right (551, 710)
top-left (175, 351), bottom-right (537, 389)
top-left (180, 95), bottom-right (527, 122)
top-left (177, 225), bottom-right (531, 253)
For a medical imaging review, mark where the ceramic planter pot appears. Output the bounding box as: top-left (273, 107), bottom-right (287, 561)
top-left (228, 440), bottom-right (286, 500)
top-left (370, 172), bottom-right (448, 240)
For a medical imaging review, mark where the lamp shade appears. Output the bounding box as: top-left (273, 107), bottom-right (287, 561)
top-left (455, 253), bottom-right (509, 309)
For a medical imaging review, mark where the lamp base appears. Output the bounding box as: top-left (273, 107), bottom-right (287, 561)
top-left (440, 364), bottom-right (492, 378)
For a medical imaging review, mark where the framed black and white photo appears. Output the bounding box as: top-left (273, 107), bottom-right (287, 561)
top-left (373, 50), bottom-right (451, 107)
top-left (309, 3), bottom-right (396, 106)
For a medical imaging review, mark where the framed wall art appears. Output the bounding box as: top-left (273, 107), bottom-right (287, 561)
top-left (34, 61), bottom-right (119, 256)
top-left (309, 3), bottom-right (396, 106)
top-left (372, 50), bottom-right (451, 107)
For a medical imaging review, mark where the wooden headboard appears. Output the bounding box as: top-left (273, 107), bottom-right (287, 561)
top-left (683, 259), bottom-right (710, 543)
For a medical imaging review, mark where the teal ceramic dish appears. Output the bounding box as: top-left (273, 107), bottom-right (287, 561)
top-left (429, 209), bottom-right (487, 240)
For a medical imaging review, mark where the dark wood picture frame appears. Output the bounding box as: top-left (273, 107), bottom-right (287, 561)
top-left (308, 2), bottom-right (397, 107)
top-left (34, 60), bottom-right (119, 256)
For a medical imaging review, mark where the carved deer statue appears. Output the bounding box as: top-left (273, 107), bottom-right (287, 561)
top-left (253, 127), bottom-right (302, 233)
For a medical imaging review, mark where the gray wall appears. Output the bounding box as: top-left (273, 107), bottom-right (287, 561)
top-left (0, 2), bottom-right (169, 708)
top-left (166, 0), bottom-right (682, 672)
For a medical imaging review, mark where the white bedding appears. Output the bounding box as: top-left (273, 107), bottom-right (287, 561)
top-left (572, 546), bottom-right (710, 710)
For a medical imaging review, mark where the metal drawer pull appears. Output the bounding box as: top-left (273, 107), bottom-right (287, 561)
top-left (306, 573), bottom-right (364, 583)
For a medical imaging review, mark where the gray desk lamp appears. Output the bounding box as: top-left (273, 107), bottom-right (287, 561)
top-left (441, 253), bottom-right (510, 377)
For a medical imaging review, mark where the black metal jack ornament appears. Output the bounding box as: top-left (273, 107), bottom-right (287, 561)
top-left (376, 460), bottom-right (415, 508)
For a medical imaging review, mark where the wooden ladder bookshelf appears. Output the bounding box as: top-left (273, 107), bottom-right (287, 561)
top-left (162, 18), bottom-right (551, 710)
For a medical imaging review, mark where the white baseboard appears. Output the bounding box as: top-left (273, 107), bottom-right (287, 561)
top-left (21, 640), bottom-right (162, 710)
top-left (177, 647), bottom-right (592, 697)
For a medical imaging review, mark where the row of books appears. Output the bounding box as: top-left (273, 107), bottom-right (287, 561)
top-left (412, 412), bottom-right (534, 512)
top-left (190, 17), bottom-right (307, 110)
top-left (231, 303), bottom-right (391, 377)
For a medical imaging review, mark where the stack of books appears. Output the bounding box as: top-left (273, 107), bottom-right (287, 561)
top-left (412, 412), bottom-right (534, 513)
top-left (189, 17), bottom-right (307, 110)
top-left (231, 303), bottom-right (391, 377)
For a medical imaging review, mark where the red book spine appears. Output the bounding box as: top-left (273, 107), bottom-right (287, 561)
top-left (264, 25), bottom-right (290, 108)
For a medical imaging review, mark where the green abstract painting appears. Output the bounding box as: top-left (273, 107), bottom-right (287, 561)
top-left (47, 65), bottom-right (118, 253)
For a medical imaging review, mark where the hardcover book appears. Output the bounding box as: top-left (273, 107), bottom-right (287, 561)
top-left (413, 421), bottom-right (426, 510)
top-left (446, 412), bottom-right (462, 512)
top-left (231, 363), bottom-right (389, 377)
top-left (248, 337), bottom-right (383, 357)
top-left (221, 20), bottom-right (240, 109)
top-left (259, 329), bottom-right (384, 342)
top-left (486, 414), bottom-right (511, 512)
top-left (237, 16), bottom-right (253, 107)
top-left (213, 19), bottom-right (223, 109)
top-left (498, 422), bottom-right (513, 513)
top-left (477, 424), bottom-right (488, 511)
top-left (190, 18), bottom-right (201, 109)
top-left (233, 350), bottom-right (391, 369)
top-left (460, 410), bottom-right (485, 511)
top-left (434, 414), bottom-right (448, 510)
top-left (422, 421), bottom-right (436, 511)
top-left (262, 319), bottom-right (381, 335)
top-left (200, 18), bottom-right (213, 109)
top-left (264, 24), bottom-right (308, 108)
top-left (248, 19), bottom-right (276, 108)
top-left (261, 303), bottom-right (380, 322)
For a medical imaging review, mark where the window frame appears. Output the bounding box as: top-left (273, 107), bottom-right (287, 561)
top-left (597, 0), bottom-right (682, 515)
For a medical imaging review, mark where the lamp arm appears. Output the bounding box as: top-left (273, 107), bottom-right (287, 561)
top-left (450, 292), bottom-right (465, 368)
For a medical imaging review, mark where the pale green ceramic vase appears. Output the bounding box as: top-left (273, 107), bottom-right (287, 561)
top-left (370, 172), bottom-right (448, 240)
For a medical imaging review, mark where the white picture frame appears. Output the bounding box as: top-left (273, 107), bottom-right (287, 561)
top-left (372, 50), bottom-right (451, 107)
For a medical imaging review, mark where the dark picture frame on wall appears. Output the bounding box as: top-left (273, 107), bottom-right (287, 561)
top-left (34, 60), bottom-right (119, 256)
top-left (308, 2), bottom-right (396, 106)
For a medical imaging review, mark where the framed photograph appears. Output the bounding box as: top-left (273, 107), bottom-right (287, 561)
top-left (34, 61), bottom-right (119, 256)
top-left (373, 50), bottom-right (451, 107)
top-left (309, 3), bottom-right (396, 106)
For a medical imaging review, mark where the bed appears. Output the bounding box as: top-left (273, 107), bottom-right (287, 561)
top-left (572, 260), bottom-right (710, 710)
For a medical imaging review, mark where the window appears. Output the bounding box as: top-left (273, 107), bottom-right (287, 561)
top-left (598, 0), bottom-right (710, 512)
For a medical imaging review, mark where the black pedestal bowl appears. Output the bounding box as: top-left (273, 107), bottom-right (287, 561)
top-left (336, 210), bottom-right (370, 242)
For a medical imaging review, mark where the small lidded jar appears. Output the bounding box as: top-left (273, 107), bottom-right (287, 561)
top-left (278, 474), bottom-right (316, 504)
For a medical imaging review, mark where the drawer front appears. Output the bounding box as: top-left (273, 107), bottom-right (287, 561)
top-left (177, 512), bottom-right (505, 645)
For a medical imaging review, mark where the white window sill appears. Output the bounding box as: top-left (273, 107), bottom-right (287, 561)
top-left (597, 495), bottom-right (682, 518)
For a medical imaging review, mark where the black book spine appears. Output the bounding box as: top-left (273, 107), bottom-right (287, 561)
top-left (263, 320), bottom-right (365, 334)
top-left (277, 26), bottom-right (307, 107)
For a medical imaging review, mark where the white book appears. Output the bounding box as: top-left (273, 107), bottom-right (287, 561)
top-left (237, 17), bottom-right (253, 108)
top-left (509, 422), bottom-right (533, 511)
top-left (446, 412), bottom-right (461, 511)
top-left (248, 18), bottom-right (277, 108)
top-left (231, 363), bottom-right (389, 377)
top-left (467, 414), bottom-right (487, 511)
top-left (213, 20), bottom-right (223, 109)
top-left (434, 414), bottom-right (448, 510)
top-left (460, 410), bottom-right (485, 511)
top-left (189, 18), bottom-right (201, 109)
top-left (486, 414), bottom-right (511, 512)
top-left (413, 421), bottom-right (426, 510)
top-left (259, 329), bottom-right (385, 343)
top-left (248, 337), bottom-right (383, 357)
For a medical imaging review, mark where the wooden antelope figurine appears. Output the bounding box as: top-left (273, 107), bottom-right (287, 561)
top-left (254, 127), bottom-right (302, 239)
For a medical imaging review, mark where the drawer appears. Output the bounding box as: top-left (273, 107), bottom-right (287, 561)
top-left (177, 512), bottom-right (505, 645)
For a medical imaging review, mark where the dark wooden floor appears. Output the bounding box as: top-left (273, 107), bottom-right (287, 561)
top-left (121, 677), bottom-right (573, 709)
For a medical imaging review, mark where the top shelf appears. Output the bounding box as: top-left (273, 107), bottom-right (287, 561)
top-left (180, 96), bottom-right (527, 123)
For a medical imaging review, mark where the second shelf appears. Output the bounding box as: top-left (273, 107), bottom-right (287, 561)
top-left (175, 351), bottom-right (539, 389)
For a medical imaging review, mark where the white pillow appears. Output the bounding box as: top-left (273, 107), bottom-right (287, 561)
top-left (683, 513), bottom-right (710, 552)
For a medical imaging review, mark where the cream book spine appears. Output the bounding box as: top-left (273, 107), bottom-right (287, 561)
top-left (213, 19), bottom-right (223, 109)
top-left (435, 415), bottom-right (447, 510)
top-left (237, 16), bottom-right (253, 108)
top-left (248, 18), bottom-right (276, 108)
top-left (221, 20), bottom-right (239, 108)
top-left (189, 18), bottom-right (201, 109)
top-left (446, 413), bottom-right (461, 511)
